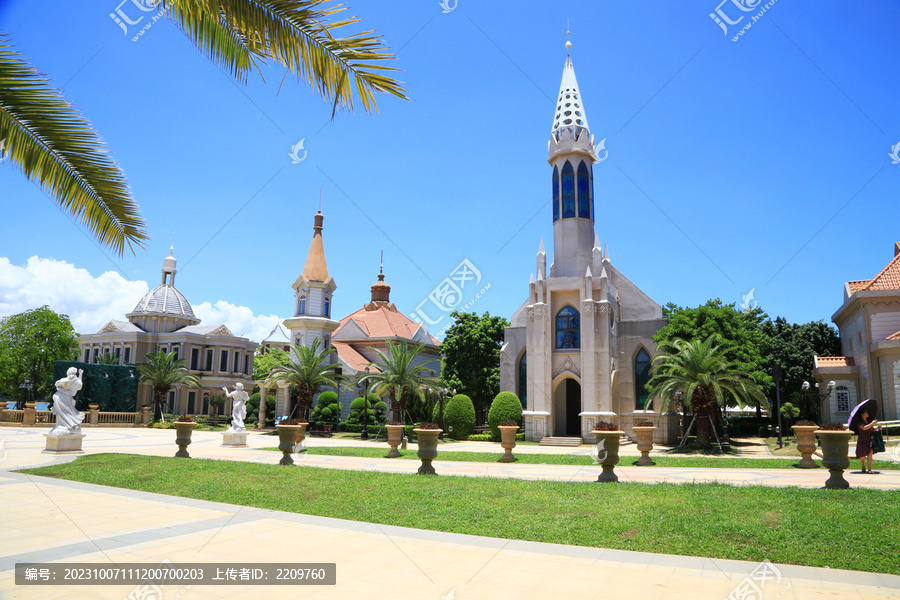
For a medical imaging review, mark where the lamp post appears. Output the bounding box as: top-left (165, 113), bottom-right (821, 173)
top-left (801, 380), bottom-right (835, 424)
top-left (771, 363), bottom-right (783, 448)
top-left (358, 367), bottom-right (370, 440)
top-left (18, 378), bottom-right (33, 410)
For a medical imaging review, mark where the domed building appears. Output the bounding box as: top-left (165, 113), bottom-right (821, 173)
top-left (78, 249), bottom-right (257, 414)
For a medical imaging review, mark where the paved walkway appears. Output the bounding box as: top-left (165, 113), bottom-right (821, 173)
top-left (1, 427), bottom-right (898, 599)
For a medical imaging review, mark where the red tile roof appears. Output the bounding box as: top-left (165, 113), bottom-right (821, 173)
top-left (331, 341), bottom-right (371, 371)
top-left (334, 305), bottom-right (440, 345)
top-left (847, 250), bottom-right (900, 294)
top-left (886, 330), bottom-right (900, 341)
top-left (816, 356), bottom-right (855, 368)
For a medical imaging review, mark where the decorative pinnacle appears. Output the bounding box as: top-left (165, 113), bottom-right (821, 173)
top-left (566, 25), bottom-right (571, 50)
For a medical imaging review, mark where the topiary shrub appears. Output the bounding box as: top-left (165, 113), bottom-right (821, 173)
top-left (443, 394), bottom-right (475, 440)
top-left (310, 391), bottom-right (339, 425)
top-left (488, 392), bottom-right (523, 441)
top-left (347, 394), bottom-right (382, 426)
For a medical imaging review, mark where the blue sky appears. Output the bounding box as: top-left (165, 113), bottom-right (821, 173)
top-left (0, 0), bottom-right (897, 342)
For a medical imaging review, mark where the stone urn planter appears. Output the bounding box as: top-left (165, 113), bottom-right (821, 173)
top-left (414, 427), bottom-right (442, 475)
top-left (386, 424), bottom-right (404, 458)
top-left (498, 424), bottom-right (519, 463)
top-left (817, 428), bottom-right (852, 489)
top-left (293, 421), bottom-right (309, 453)
top-left (276, 424), bottom-right (301, 465)
top-left (632, 425), bottom-right (657, 466)
top-left (174, 421), bottom-right (196, 458)
top-left (593, 425), bottom-right (624, 483)
top-left (792, 424), bottom-right (820, 469)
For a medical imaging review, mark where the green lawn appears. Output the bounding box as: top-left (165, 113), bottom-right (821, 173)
top-left (260, 446), bottom-right (900, 470)
top-left (20, 454), bottom-right (900, 574)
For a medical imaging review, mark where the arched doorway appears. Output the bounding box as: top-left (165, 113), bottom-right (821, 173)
top-left (554, 379), bottom-right (582, 436)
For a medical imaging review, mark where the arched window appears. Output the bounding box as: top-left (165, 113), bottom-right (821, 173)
top-left (561, 161), bottom-right (575, 218)
top-left (834, 386), bottom-right (850, 413)
top-left (635, 348), bottom-right (652, 410)
top-left (298, 295), bottom-right (307, 315)
top-left (577, 161), bottom-right (591, 218)
top-left (518, 353), bottom-right (527, 409)
top-left (555, 306), bottom-right (580, 349)
top-left (324, 296), bottom-right (331, 318)
top-left (552, 165), bottom-right (560, 222)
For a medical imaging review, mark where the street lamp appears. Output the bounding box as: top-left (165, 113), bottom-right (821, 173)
top-left (358, 367), bottom-right (370, 440)
top-left (801, 380), bottom-right (835, 423)
top-left (18, 378), bottom-right (33, 410)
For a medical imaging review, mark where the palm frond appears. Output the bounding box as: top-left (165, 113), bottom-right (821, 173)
top-left (0, 35), bottom-right (148, 256)
top-left (160, 0), bottom-right (408, 115)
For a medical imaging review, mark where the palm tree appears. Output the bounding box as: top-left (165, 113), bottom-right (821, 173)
top-left (268, 338), bottom-right (343, 421)
top-left (359, 340), bottom-right (437, 423)
top-left (0, 1), bottom-right (407, 255)
top-left (138, 351), bottom-right (201, 420)
top-left (97, 352), bottom-right (120, 365)
top-left (647, 335), bottom-right (767, 449)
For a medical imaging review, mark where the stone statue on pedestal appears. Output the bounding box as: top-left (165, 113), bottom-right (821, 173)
top-left (224, 383), bottom-right (249, 432)
top-left (49, 367), bottom-right (84, 436)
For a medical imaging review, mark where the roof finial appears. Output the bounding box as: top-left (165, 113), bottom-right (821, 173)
top-left (379, 249), bottom-right (384, 275)
top-left (318, 188), bottom-right (322, 213)
top-left (566, 20), bottom-right (571, 51)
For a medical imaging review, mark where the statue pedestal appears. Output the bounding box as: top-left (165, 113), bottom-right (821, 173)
top-left (43, 434), bottom-right (86, 454)
top-left (221, 431), bottom-right (249, 447)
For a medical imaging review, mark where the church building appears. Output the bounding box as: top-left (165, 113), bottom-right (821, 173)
top-left (499, 42), bottom-right (676, 444)
top-left (265, 211), bottom-right (441, 420)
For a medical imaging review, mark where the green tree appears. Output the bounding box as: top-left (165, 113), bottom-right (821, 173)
top-left (252, 347), bottom-right (293, 382)
top-left (442, 393), bottom-right (476, 440)
top-left (440, 311), bottom-right (509, 424)
top-left (137, 351), bottom-right (201, 420)
top-left (0, 2), bottom-right (407, 254)
top-left (359, 340), bottom-right (437, 423)
top-left (654, 300), bottom-right (771, 408)
top-left (0, 306), bottom-right (79, 403)
top-left (269, 339), bottom-right (343, 421)
top-left (648, 335), bottom-right (767, 449)
top-left (97, 351), bottom-right (120, 365)
top-left (760, 318), bottom-right (840, 419)
top-left (310, 390), bottom-right (340, 425)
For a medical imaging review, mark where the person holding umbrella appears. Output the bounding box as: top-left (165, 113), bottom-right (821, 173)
top-left (848, 398), bottom-right (879, 474)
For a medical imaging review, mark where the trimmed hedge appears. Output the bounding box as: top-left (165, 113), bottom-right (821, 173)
top-left (488, 392), bottom-right (523, 441)
top-left (443, 394), bottom-right (475, 440)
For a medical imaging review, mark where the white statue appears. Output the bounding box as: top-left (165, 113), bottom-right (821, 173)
top-left (224, 383), bottom-right (249, 432)
top-left (50, 367), bottom-right (85, 435)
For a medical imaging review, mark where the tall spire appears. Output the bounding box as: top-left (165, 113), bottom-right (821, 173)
top-left (551, 34), bottom-right (590, 140)
top-left (301, 211), bottom-right (329, 282)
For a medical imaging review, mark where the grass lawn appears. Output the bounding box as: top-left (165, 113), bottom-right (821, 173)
top-left (20, 453), bottom-right (900, 574)
top-left (257, 446), bottom-right (900, 470)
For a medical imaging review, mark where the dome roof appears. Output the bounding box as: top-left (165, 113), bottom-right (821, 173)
top-left (131, 284), bottom-right (197, 319)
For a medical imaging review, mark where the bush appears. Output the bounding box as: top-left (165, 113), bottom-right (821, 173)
top-left (245, 392), bottom-right (272, 426)
top-left (488, 392), bottom-right (523, 441)
top-left (347, 394), bottom-right (384, 426)
top-left (310, 391), bottom-right (340, 425)
top-left (443, 394), bottom-right (475, 440)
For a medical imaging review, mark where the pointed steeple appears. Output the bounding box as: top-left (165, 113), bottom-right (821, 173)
top-left (536, 237), bottom-right (547, 280)
top-left (551, 36), bottom-right (591, 141)
top-left (301, 211), bottom-right (329, 282)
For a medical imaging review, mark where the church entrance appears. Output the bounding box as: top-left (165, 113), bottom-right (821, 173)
top-left (554, 378), bottom-right (582, 437)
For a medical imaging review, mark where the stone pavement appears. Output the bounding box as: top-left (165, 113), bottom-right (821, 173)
top-left (1, 427), bottom-right (898, 599)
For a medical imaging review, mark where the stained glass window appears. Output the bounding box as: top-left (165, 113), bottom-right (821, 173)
top-left (577, 161), bottom-right (591, 218)
top-left (635, 349), bottom-right (652, 410)
top-left (562, 161), bottom-right (575, 218)
top-left (552, 165), bottom-right (560, 222)
top-left (555, 306), bottom-right (580, 349)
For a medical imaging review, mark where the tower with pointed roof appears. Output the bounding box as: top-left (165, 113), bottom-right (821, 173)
top-left (500, 38), bottom-right (672, 444)
top-left (283, 211), bottom-right (341, 351)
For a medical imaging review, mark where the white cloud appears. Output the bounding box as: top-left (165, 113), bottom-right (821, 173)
top-left (0, 257), bottom-right (282, 343)
top-left (0, 256), bottom-right (148, 334)
top-left (192, 300), bottom-right (281, 343)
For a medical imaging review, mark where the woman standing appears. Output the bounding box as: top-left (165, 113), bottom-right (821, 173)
top-left (850, 405), bottom-right (879, 474)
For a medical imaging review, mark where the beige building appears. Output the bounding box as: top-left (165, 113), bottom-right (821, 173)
top-left (499, 46), bottom-right (674, 444)
top-left (265, 211), bottom-right (441, 420)
top-left (78, 250), bottom-right (257, 414)
top-left (812, 242), bottom-right (900, 423)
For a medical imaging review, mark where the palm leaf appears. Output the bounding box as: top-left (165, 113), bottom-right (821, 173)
top-left (159, 0), bottom-right (408, 115)
top-left (0, 35), bottom-right (148, 256)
